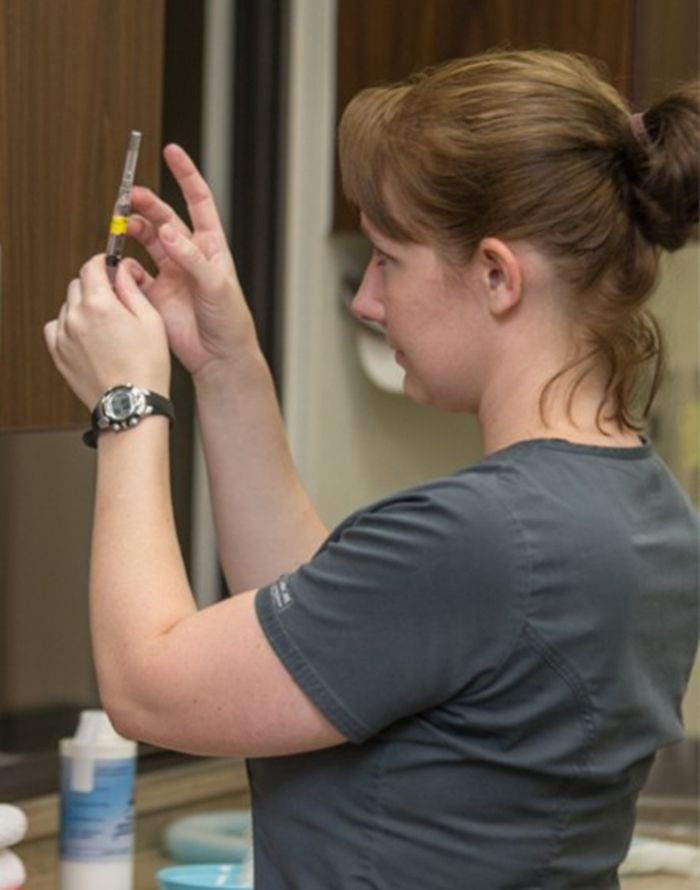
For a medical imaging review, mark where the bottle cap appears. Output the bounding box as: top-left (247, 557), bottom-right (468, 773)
top-left (60, 709), bottom-right (137, 759)
top-left (0, 804), bottom-right (28, 848)
top-left (0, 849), bottom-right (26, 887)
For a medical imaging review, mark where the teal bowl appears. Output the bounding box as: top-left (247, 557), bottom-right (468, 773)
top-left (162, 809), bottom-right (252, 864)
top-left (156, 863), bottom-right (252, 889)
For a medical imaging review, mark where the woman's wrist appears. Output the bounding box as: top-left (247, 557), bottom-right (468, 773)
top-left (192, 342), bottom-right (273, 401)
top-left (94, 411), bottom-right (172, 457)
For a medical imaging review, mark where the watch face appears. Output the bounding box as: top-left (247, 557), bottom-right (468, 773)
top-left (103, 386), bottom-right (146, 423)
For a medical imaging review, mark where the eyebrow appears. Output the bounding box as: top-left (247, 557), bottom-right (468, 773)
top-left (360, 217), bottom-right (391, 250)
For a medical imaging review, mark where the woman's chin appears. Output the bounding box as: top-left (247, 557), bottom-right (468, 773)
top-left (401, 374), bottom-right (429, 406)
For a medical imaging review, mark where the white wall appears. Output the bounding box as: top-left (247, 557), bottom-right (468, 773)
top-left (282, 0), bottom-right (699, 731)
top-left (282, 0), bottom-right (482, 531)
top-left (653, 245), bottom-right (700, 734)
top-left (653, 246), bottom-right (700, 505)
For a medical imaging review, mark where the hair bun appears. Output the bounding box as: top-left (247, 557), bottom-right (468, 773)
top-left (626, 83), bottom-right (700, 250)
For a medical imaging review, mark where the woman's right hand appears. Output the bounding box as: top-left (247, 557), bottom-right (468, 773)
top-left (126, 143), bottom-right (258, 382)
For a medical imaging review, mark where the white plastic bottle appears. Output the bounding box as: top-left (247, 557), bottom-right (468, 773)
top-left (58, 710), bottom-right (137, 890)
top-left (0, 849), bottom-right (26, 889)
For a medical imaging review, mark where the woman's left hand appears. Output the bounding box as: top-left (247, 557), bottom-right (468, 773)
top-left (44, 254), bottom-right (171, 410)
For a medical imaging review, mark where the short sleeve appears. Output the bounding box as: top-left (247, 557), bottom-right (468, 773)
top-left (255, 477), bottom-right (526, 743)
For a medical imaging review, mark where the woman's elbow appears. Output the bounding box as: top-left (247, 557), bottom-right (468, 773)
top-left (94, 655), bottom-right (157, 744)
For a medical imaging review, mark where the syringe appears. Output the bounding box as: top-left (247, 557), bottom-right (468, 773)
top-left (105, 130), bottom-right (142, 282)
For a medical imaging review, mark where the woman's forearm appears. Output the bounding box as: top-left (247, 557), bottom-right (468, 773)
top-left (193, 348), bottom-right (328, 594)
top-left (90, 417), bottom-right (195, 721)
top-left (89, 413), bottom-right (343, 756)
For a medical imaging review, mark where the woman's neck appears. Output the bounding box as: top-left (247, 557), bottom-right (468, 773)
top-left (477, 355), bottom-right (643, 456)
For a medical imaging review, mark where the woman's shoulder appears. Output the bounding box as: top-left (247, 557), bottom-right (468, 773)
top-left (321, 455), bottom-right (530, 565)
top-left (326, 435), bottom-right (695, 554)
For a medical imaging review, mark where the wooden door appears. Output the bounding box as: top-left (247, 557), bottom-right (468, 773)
top-left (0, 0), bottom-right (165, 430)
top-left (334, 0), bottom-right (639, 230)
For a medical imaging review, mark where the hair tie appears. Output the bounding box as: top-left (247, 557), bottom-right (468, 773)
top-left (629, 111), bottom-right (649, 146)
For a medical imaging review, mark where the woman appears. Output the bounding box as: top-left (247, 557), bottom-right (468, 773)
top-left (45, 50), bottom-right (698, 888)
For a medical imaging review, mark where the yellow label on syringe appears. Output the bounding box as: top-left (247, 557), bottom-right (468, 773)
top-left (109, 216), bottom-right (128, 236)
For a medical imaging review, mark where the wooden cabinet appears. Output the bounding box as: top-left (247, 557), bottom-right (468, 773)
top-left (0, 0), bottom-right (165, 430)
top-left (334, 0), bottom-right (698, 230)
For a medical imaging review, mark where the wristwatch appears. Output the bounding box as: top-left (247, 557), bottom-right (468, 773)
top-left (83, 384), bottom-right (175, 448)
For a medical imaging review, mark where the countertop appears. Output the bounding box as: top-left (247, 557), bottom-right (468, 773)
top-left (16, 758), bottom-right (250, 890)
top-left (14, 758), bottom-right (699, 889)
top-left (621, 880), bottom-right (697, 890)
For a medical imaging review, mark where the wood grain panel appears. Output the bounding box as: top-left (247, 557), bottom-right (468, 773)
top-left (631, 0), bottom-right (699, 109)
top-left (0, 0), bottom-right (165, 430)
top-left (334, 0), bottom-right (636, 229)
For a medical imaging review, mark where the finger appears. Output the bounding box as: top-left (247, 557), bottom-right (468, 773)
top-left (163, 143), bottom-right (225, 234)
top-left (113, 262), bottom-right (157, 317)
top-left (55, 303), bottom-right (70, 354)
top-left (57, 299), bottom-right (68, 333)
top-left (130, 185), bottom-right (192, 237)
top-left (60, 279), bottom-right (81, 336)
top-left (66, 277), bottom-right (82, 309)
top-left (127, 214), bottom-right (171, 268)
top-left (158, 222), bottom-right (218, 290)
top-left (121, 257), bottom-right (155, 292)
top-left (80, 253), bottom-right (118, 302)
top-left (44, 319), bottom-right (58, 355)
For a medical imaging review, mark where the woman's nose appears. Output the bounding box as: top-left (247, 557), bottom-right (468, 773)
top-left (350, 266), bottom-right (386, 329)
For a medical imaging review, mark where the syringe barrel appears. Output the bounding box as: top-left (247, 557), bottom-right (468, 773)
top-left (104, 130), bottom-right (142, 266)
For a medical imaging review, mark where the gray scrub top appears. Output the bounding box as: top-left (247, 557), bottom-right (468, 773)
top-left (251, 439), bottom-right (699, 889)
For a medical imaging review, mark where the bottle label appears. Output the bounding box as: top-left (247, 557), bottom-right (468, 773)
top-left (59, 756), bottom-right (135, 861)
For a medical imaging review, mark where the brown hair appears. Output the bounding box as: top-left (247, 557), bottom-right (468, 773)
top-left (338, 49), bottom-right (700, 431)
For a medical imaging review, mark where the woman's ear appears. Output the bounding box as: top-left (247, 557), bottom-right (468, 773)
top-left (475, 237), bottom-right (523, 317)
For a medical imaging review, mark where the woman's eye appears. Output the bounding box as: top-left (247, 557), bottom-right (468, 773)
top-left (374, 248), bottom-right (392, 267)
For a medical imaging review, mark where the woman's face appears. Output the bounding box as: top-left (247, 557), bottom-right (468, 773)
top-left (352, 214), bottom-right (488, 412)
